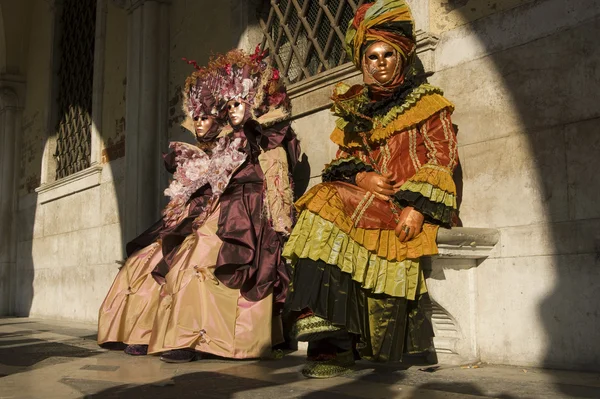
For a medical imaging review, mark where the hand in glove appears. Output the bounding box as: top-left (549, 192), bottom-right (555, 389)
top-left (394, 206), bottom-right (424, 242)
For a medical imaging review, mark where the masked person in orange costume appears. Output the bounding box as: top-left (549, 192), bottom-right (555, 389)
top-left (283, 0), bottom-right (459, 378)
top-left (149, 48), bottom-right (300, 363)
top-left (97, 64), bottom-right (228, 356)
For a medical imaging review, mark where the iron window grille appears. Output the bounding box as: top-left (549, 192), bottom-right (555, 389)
top-left (53, 0), bottom-right (97, 179)
top-left (259, 0), bottom-right (369, 85)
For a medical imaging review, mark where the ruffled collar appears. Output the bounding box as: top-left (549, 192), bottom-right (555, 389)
top-left (330, 82), bottom-right (455, 148)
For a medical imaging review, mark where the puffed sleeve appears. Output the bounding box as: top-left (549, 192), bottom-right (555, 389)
top-left (247, 120), bottom-right (299, 236)
top-left (394, 109), bottom-right (459, 227)
top-left (322, 148), bottom-right (373, 185)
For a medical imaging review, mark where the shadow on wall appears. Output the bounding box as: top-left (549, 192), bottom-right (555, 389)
top-left (8, 0), bottom-right (313, 319)
top-left (9, 0), bottom-right (113, 319)
top-left (435, 0), bottom-right (600, 390)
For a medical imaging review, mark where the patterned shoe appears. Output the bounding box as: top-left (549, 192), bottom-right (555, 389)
top-left (159, 349), bottom-right (199, 363)
top-left (302, 350), bottom-right (355, 379)
top-left (124, 344), bottom-right (148, 356)
top-left (293, 315), bottom-right (342, 342)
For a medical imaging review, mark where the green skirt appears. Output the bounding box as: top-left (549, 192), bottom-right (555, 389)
top-left (286, 258), bottom-right (434, 362)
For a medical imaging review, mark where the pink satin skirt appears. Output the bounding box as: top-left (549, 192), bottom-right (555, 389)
top-left (148, 206), bottom-right (275, 359)
top-left (97, 241), bottom-right (163, 345)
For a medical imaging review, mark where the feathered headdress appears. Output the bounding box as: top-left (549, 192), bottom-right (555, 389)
top-left (208, 46), bottom-right (290, 133)
top-left (181, 60), bottom-right (228, 140)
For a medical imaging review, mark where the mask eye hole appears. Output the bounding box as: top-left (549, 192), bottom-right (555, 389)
top-left (234, 101), bottom-right (241, 108)
top-left (200, 116), bottom-right (208, 121)
top-left (384, 51), bottom-right (394, 58)
top-left (368, 54), bottom-right (378, 60)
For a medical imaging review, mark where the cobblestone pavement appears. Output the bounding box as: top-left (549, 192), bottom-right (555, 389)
top-left (1, 317), bottom-right (599, 399)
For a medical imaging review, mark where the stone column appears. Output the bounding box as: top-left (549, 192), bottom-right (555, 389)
top-left (231, 0), bottom-right (263, 52)
top-left (113, 0), bottom-right (170, 241)
top-left (0, 85), bottom-right (23, 316)
top-left (406, 0), bottom-right (439, 73)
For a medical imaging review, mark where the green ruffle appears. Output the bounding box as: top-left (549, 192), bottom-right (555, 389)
top-left (332, 83), bottom-right (446, 133)
top-left (373, 84), bottom-right (445, 128)
top-left (283, 210), bottom-right (426, 300)
top-left (399, 180), bottom-right (457, 209)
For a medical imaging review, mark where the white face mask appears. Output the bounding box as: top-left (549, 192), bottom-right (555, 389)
top-left (227, 100), bottom-right (247, 127)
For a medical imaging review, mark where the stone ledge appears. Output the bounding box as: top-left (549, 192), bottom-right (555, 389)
top-left (288, 63), bottom-right (361, 119)
top-left (425, 226), bottom-right (499, 365)
top-left (435, 227), bottom-right (499, 259)
top-left (36, 165), bottom-right (103, 205)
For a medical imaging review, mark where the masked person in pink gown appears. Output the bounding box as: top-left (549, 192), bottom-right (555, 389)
top-left (149, 48), bottom-right (301, 363)
top-left (97, 63), bottom-right (228, 356)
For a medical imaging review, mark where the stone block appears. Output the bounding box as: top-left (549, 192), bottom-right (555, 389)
top-left (59, 228), bottom-right (102, 268)
top-left (100, 181), bottom-right (122, 226)
top-left (42, 186), bottom-right (102, 236)
top-left (100, 157), bottom-right (125, 184)
top-left (27, 228), bottom-right (105, 271)
top-left (98, 223), bottom-right (125, 265)
top-left (476, 254), bottom-right (600, 370)
top-left (291, 108), bottom-right (339, 181)
top-left (17, 204), bottom-right (44, 242)
top-left (433, 13), bottom-right (600, 147)
top-left (435, 0), bottom-right (600, 71)
top-left (497, 219), bottom-right (600, 259)
top-left (430, 0), bottom-right (535, 35)
top-left (424, 257), bottom-right (479, 365)
top-left (565, 118), bottom-right (600, 220)
top-left (459, 128), bottom-right (569, 228)
top-left (28, 236), bottom-right (58, 270)
top-left (28, 264), bottom-right (120, 323)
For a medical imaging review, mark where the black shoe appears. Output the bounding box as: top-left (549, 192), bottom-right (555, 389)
top-left (124, 344), bottom-right (148, 356)
top-left (159, 349), bottom-right (198, 363)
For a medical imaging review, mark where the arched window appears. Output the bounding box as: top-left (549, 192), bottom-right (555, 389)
top-left (53, 0), bottom-right (97, 179)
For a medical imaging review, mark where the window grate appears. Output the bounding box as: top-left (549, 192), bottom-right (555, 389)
top-left (54, 0), bottom-right (96, 179)
top-left (259, 0), bottom-right (369, 85)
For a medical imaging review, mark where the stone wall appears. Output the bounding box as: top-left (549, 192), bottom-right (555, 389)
top-left (9, 0), bottom-right (261, 321)
top-left (428, 0), bottom-right (600, 370)
top-left (13, 1), bottom-right (128, 321)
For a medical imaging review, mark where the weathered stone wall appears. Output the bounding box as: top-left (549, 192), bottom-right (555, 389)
top-left (11, 0), bottom-right (259, 321)
top-left (14, 1), bottom-right (128, 321)
top-left (429, 0), bottom-right (600, 370)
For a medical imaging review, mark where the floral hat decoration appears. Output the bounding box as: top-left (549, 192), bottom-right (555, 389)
top-left (181, 59), bottom-right (229, 141)
top-left (208, 46), bottom-right (290, 134)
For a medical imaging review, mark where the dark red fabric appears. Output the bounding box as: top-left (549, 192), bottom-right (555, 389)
top-left (213, 121), bottom-right (298, 310)
top-left (139, 121), bottom-right (297, 309)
